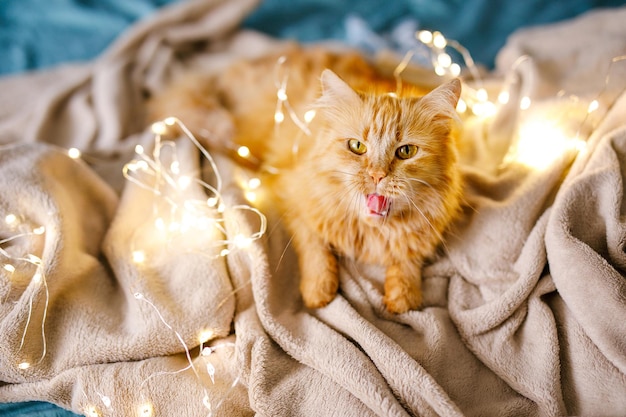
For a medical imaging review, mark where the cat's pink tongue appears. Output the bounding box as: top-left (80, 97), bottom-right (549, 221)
top-left (366, 193), bottom-right (390, 216)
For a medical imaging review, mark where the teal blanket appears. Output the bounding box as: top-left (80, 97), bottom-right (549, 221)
top-left (2, 0), bottom-right (624, 75)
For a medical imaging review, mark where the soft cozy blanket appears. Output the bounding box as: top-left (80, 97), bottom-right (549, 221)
top-left (1, 0), bottom-right (626, 416)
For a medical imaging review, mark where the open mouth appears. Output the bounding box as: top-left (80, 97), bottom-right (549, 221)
top-left (366, 193), bottom-right (391, 217)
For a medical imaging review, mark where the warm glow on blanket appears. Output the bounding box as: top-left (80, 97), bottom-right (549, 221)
top-left (84, 405), bottom-right (100, 417)
top-left (138, 402), bottom-right (154, 417)
top-left (509, 119), bottom-right (586, 170)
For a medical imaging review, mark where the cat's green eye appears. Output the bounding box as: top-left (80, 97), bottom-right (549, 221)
top-left (395, 144), bottom-right (418, 160)
top-left (348, 139), bottom-right (367, 155)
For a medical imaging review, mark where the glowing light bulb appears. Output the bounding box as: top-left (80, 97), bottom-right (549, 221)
top-left (245, 191), bottom-right (257, 203)
top-left (25, 254), bottom-right (42, 265)
top-left (277, 88), bottom-right (287, 101)
top-left (248, 177), bottom-right (261, 190)
top-left (587, 99), bottom-right (599, 113)
top-left (199, 329), bottom-right (214, 344)
top-left (33, 226), bottom-right (45, 235)
top-left (520, 96), bottom-right (531, 110)
top-left (417, 30), bottom-right (433, 45)
top-left (219, 249), bottom-right (230, 257)
top-left (68, 148), bottom-right (81, 159)
top-left (456, 99), bottom-right (467, 113)
top-left (207, 197), bottom-right (218, 208)
top-left (177, 175), bottom-right (192, 190)
top-left (101, 396), bottom-right (112, 408)
top-left (207, 362), bottom-right (216, 383)
top-left (132, 251), bottom-right (146, 264)
top-left (170, 160), bottom-right (180, 175)
top-left (138, 403), bottom-right (154, 417)
top-left (18, 362), bottom-right (30, 370)
top-left (476, 88), bottom-right (488, 102)
top-left (437, 53), bottom-right (452, 68)
top-left (434, 65), bottom-right (446, 76)
top-left (127, 160), bottom-right (148, 172)
top-left (233, 234), bottom-right (252, 249)
top-left (3, 264), bottom-right (15, 273)
top-left (237, 146), bottom-right (251, 158)
top-left (450, 63), bottom-right (461, 77)
top-left (5, 214), bottom-right (17, 225)
top-left (304, 109), bottom-right (316, 123)
top-left (472, 101), bottom-right (496, 118)
top-left (154, 218), bottom-right (165, 230)
top-left (433, 31), bottom-right (447, 49)
top-left (498, 90), bottom-right (510, 104)
top-left (32, 272), bottom-right (42, 284)
top-left (164, 116), bottom-right (177, 126)
top-left (203, 395), bottom-right (212, 411)
top-left (151, 121), bottom-right (167, 135)
top-left (135, 145), bottom-right (144, 155)
top-left (274, 111), bottom-right (285, 123)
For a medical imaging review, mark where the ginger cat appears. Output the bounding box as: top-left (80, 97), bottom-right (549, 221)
top-left (149, 46), bottom-right (462, 313)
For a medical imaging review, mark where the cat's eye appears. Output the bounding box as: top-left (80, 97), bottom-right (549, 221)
top-left (395, 144), bottom-right (418, 160)
top-left (348, 139), bottom-right (367, 155)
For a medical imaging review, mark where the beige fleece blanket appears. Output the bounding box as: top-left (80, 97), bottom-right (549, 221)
top-left (1, 0), bottom-right (626, 415)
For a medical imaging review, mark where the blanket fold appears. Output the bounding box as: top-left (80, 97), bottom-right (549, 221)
top-left (1, 1), bottom-right (626, 416)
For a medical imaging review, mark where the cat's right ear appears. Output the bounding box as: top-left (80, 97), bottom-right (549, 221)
top-left (319, 69), bottom-right (361, 105)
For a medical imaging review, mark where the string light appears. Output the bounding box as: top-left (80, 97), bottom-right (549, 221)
top-left (116, 116), bottom-right (262, 415)
top-left (1, 214), bottom-right (49, 368)
top-left (122, 117), bottom-right (266, 259)
top-left (272, 55), bottom-right (315, 140)
top-left (410, 29), bottom-right (626, 172)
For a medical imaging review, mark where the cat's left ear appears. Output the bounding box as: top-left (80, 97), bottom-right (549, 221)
top-left (319, 69), bottom-right (361, 106)
top-left (420, 78), bottom-right (462, 119)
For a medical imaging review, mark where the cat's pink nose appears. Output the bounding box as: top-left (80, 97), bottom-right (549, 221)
top-left (369, 170), bottom-right (386, 185)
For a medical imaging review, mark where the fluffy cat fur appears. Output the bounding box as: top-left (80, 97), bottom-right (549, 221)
top-left (149, 46), bottom-right (462, 313)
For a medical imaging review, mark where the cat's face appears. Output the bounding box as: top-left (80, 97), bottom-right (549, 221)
top-left (314, 70), bottom-right (461, 225)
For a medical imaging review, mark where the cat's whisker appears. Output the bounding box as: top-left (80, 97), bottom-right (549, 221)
top-left (405, 177), bottom-right (436, 190)
top-left (402, 191), bottom-right (445, 244)
top-left (275, 233), bottom-right (295, 274)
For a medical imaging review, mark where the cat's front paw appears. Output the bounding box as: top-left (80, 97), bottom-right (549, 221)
top-left (383, 288), bottom-right (422, 314)
top-left (383, 265), bottom-right (422, 313)
top-left (300, 274), bottom-right (339, 309)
